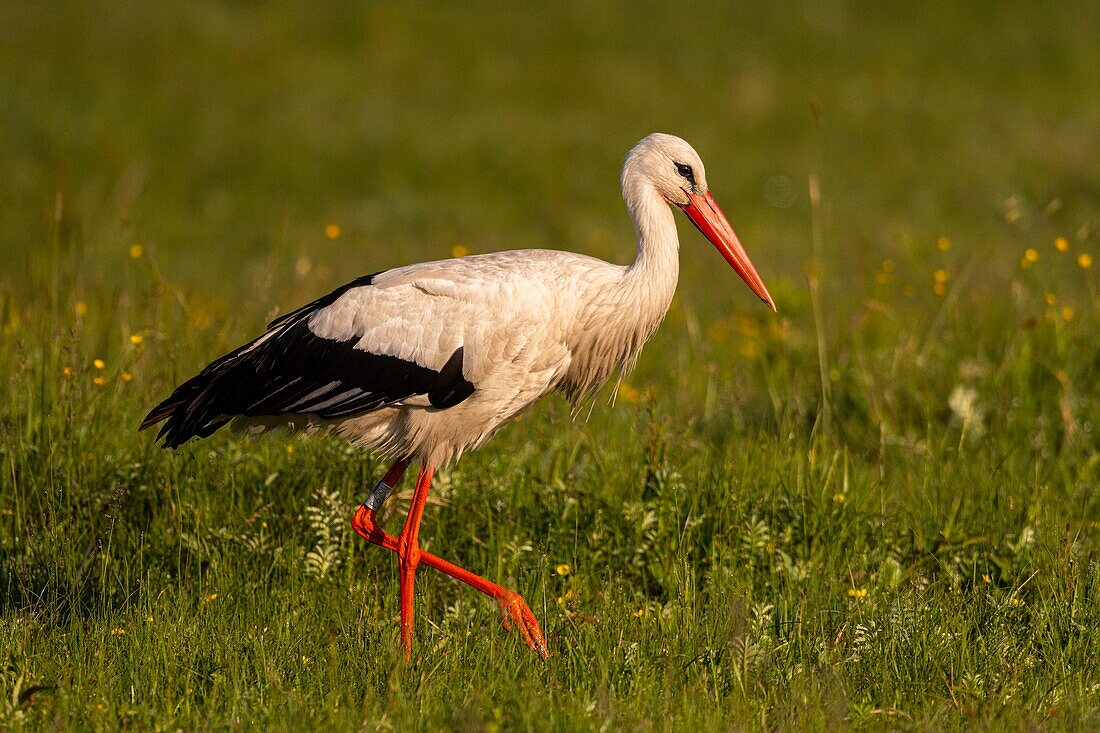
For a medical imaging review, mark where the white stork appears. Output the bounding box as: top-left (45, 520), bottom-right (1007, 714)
top-left (142, 133), bottom-right (774, 659)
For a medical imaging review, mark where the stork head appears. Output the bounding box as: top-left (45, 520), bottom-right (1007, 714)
top-left (623, 133), bottom-right (775, 312)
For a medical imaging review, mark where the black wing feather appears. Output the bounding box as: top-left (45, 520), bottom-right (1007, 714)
top-left (429, 346), bottom-right (477, 408)
top-left (141, 274), bottom-right (476, 448)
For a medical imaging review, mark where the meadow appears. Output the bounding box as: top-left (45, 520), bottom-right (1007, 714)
top-left (1, 1), bottom-right (1098, 730)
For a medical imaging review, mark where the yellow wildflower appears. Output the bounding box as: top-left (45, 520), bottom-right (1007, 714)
top-left (120, 372), bottom-right (133, 383)
top-left (933, 269), bottom-right (949, 283)
top-left (93, 358), bottom-right (105, 370)
top-left (618, 383), bottom-right (641, 403)
top-left (203, 593), bottom-right (218, 602)
top-left (92, 376), bottom-right (106, 387)
top-left (129, 334), bottom-right (143, 345)
top-left (632, 608), bottom-right (646, 618)
top-left (555, 563), bottom-right (571, 577)
top-left (1078, 253), bottom-right (1093, 269)
top-left (847, 588), bottom-right (868, 601)
top-left (451, 244), bottom-right (470, 258)
top-left (933, 282), bottom-right (948, 297)
top-left (61, 366), bottom-right (73, 378)
top-left (1010, 598), bottom-right (1025, 608)
top-left (75, 301), bottom-right (88, 316)
top-left (832, 493), bottom-right (845, 503)
top-left (110, 628), bottom-right (126, 636)
top-left (128, 244), bottom-right (143, 259)
top-left (1054, 236), bottom-right (1069, 253)
top-left (936, 236), bottom-right (951, 251)
top-left (1044, 293), bottom-right (1056, 306)
top-left (1061, 307), bottom-right (1075, 322)
top-left (882, 259), bottom-right (896, 272)
top-left (1023, 248), bottom-right (1039, 264)
top-left (324, 223), bottom-right (341, 240)
top-left (982, 574), bottom-right (992, 584)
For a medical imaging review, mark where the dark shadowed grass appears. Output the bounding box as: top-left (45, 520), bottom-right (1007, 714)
top-left (1, 1), bottom-right (1099, 730)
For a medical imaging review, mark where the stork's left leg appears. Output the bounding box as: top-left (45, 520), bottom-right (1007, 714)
top-left (394, 464), bottom-right (433, 657)
top-left (348, 459), bottom-right (430, 657)
top-left (352, 462), bottom-right (437, 658)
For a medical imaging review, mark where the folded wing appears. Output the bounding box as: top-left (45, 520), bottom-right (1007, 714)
top-left (141, 272), bottom-right (476, 448)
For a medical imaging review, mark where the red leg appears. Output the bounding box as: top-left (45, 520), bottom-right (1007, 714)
top-left (350, 458), bottom-right (410, 552)
top-left (413, 540), bottom-right (547, 657)
top-left (395, 464), bottom-right (433, 658)
top-left (350, 460), bottom-right (547, 659)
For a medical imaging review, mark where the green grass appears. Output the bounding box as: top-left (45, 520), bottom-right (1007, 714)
top-left (2, 1), bottom-right (1099, 729)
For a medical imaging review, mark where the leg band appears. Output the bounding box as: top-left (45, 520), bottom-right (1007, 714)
top-left (363, 479), bottom-right (393, 511)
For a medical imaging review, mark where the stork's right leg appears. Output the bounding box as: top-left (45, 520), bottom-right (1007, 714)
top-left (351, 461), bottom-right (547, 658)
top-left (351, 458), bottom-right (410, 553)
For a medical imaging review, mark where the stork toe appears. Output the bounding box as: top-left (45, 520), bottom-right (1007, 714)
top-left (498, 591), bottom-right (548, 658)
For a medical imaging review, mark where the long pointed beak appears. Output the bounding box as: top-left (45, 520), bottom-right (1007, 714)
top-left (679, 190), bottom-right (776, 312)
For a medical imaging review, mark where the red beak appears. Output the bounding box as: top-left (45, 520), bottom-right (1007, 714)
top-left (679, 190), bottom-right (776, 312)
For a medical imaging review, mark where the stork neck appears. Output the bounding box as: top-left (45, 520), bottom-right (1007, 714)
top-left (623, 181), bottom-right (680, 292)
top-left (559, 178), bottom-right (682, 402)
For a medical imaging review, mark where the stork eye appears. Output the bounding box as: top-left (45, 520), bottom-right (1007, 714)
top-left (674, 162), bottom-right (696, 185)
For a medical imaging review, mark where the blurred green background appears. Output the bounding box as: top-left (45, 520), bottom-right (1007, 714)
top-left (4, 1), bottom-right (1097, 296)
top-left (1, 1), bottom-right (1098, 729)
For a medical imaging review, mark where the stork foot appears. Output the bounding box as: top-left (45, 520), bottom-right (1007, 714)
top-left (499, 591), bottom-right (548, 658)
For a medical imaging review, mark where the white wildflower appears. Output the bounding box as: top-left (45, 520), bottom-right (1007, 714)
top-left (948, 385), bottom-right (986, 439)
